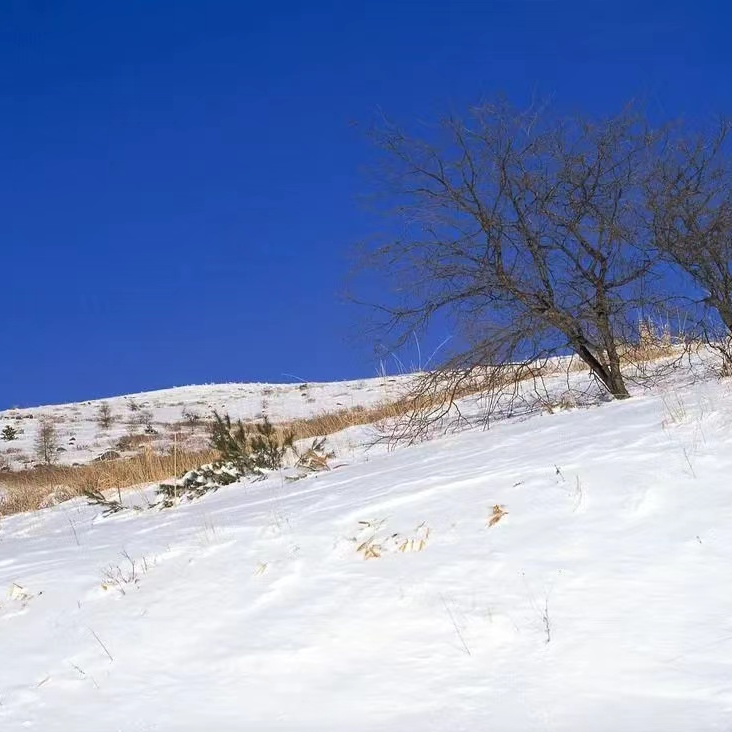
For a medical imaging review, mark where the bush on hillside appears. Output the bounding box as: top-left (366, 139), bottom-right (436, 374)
top-left (155, 461), bottom-right (244, 508)
top-left (209, 412), bottom-right (294, 473)
top-left (83, 414), bottom-right (333, 514)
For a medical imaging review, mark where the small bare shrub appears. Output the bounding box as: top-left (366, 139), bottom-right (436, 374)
top-left (294, 437), bottom-right (335, 472)
top-left (96, 402), bottom-right (114, 429)
top-left (100, 552), bottom-right (151, 594)
top-left (132, 409), bottom-right (157, 434)
top-left (181, 408), bottom-right (201, 427)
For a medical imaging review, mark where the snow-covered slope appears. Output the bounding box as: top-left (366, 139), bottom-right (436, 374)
top-left (0, 376), bottom-right (411, 469)
top-left (1, 366), bottom-right (732, 730)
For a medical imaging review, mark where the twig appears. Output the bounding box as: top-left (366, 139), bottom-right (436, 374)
top-left (572, 475), bottom-right (584, 512)
top-left (70, 662), bottom-right (100, 689)
top-left (542, 596), bottom-right (551, 644)
top-left (440, 594), bottom-right (472, 656)
top-left (89, 628), bottom-right (114, 662)
top-left (67, 516), bottom-right (80, 546)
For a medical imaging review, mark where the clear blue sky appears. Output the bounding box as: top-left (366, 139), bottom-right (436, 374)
top-left (1, 1), bottom-right (728, 407)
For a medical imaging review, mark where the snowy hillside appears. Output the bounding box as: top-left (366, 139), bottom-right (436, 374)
top-left (1, 361), bottom-right (732, 730)
top-left (0, 376), bottom-right (411, 470)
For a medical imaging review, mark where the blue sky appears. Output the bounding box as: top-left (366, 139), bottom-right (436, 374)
top-left (1, 1), bottom-right (727, 407)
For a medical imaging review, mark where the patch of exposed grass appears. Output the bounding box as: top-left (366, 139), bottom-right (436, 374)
top-left (0, 448), bottom-right (217, 516)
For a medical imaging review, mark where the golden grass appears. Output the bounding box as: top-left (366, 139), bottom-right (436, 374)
top-left (0, 448), bottom-right (218, 516)
top-left (286, 399), bottom-right (420, 440)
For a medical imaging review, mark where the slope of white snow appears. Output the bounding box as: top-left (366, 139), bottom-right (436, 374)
top-left (0, 376), bottom-right (412, 469)
top-left (1, 364), bottom-right (732, 730)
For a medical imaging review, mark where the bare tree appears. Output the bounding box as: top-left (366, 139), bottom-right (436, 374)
top-left (35, 420), bottom-right (59, 466)
top-left (647, 119), bottom-right (732, 362)
top-left (96, 401), bottom-right (114, 430)
top-left (364, 101), bottom-right (666, 401)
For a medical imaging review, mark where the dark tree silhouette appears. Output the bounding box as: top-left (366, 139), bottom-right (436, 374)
top-left (648, 120), bottom-right (732, 355)
top-left (365, 102), bottom-right (668, 401)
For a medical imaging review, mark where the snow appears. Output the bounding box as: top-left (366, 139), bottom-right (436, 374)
top-left (0, 376), bottom-right (412, 469)
top-left (2, 363), bottom-right (732, 730)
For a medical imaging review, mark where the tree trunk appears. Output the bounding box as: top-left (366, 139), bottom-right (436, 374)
top-left (714, 297), bottom-right (732, 335)
top-left (605, 364), bottom-right (631, 399)
top-left (570, 336), bottom-right (630, 400)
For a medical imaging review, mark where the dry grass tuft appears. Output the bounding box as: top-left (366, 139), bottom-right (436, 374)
top-left (620, 319), bottom-right (677, 363)
top-left (488, 504), bottom-right (508, 527)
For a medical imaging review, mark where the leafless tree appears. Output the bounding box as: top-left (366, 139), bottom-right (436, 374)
top-left (35, 420), bottom-right (59, 466)
top-left (96, 401), bottom-right (114, 429)
top-left (647, 119), bottom-right (732, 367)
top-left (363, 101), bottom-right (667, 404)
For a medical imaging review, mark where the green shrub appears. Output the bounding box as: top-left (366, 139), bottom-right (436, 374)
top-left (210, 412), bottom-right (294, 473)
top-left (250, 416), bottom-right (294, 471)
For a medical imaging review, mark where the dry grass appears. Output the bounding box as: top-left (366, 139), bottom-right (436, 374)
top-left (0, 447), bottom-right (217, 516)
top-left (283, 374), bottom-right (504, 445)
top-left (619, 321), bottom-right (676, 364)
top-left (286, 399), bottom-right (419, 440)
